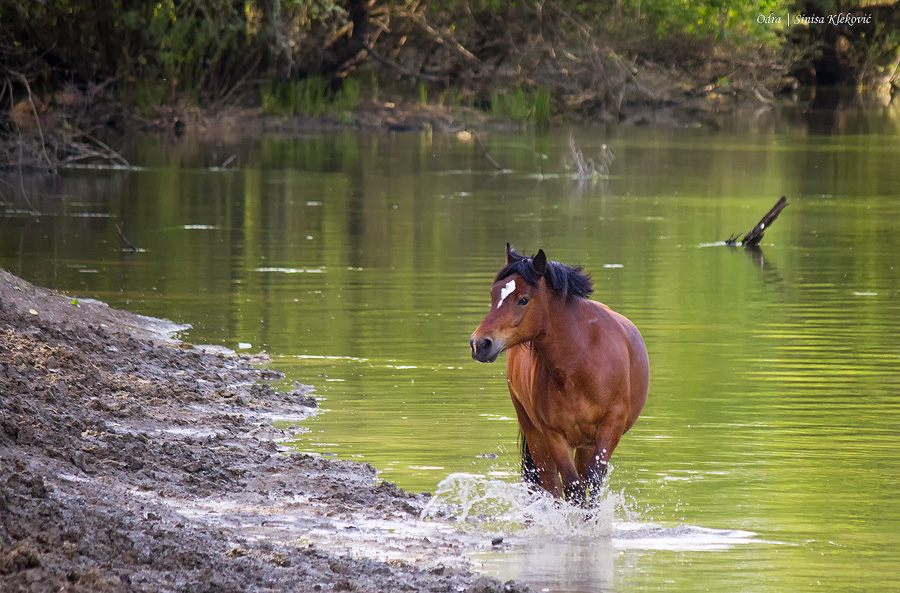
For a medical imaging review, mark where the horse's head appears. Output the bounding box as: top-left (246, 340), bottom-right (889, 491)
top-left (470, 244), bottom-right (551, 363)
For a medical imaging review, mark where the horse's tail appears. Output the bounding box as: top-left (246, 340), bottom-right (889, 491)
top-left (520, 432), bottom-right (541, 489)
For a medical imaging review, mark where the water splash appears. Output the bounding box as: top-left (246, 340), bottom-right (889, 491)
top-left (420, 473), bottom-right (624, 539)
top-left (425, 473), bottom-right (776, 592)
top-left (421, 473), bottom-right (772, 550)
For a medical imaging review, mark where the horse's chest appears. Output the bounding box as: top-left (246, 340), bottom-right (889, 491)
top-left (514, 370), bottom-right (596, 436)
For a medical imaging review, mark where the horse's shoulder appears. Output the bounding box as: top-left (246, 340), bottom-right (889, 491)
top-left (583, 299), bottom-right (644, 355)
top-left (584, 299), bottom-right (624, 329)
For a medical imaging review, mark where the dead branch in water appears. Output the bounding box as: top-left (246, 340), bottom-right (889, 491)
top-left (10, 73), bottom-right (53, 169)
top-left (566, 133), bottom-right (614, 179)
top-left (80, 134), bottom-right (130, 168)
top-left (2, 129), bottom-right (132, 172)
top-left (1, 70), bottom-right (132, 173)
top-left (469, 127), bottom-right (504, 172)
top-left (463, 115), bottom-right (504, 172)
top-left (116, 222), bottom-right (140, 253)
top-left (725, 196), bottom-right (789, 247)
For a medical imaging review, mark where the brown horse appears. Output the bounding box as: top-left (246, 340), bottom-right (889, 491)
top-left (470, 245), bottom-right (649, 506)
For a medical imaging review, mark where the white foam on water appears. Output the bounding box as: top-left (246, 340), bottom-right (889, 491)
top-left (614, 522), bottom-right (762, 550)
top-left (425, 473), bottom-right (780, 592)
top-left (422, 472), bottom-right (774, 550)
top-left (421, 473), bottom-right (619, 538)
top-left (255, 267), bottom-right (325, 274)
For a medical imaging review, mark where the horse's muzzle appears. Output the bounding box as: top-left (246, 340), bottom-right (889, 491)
top-left (470, 336), bottom-right (501, 363)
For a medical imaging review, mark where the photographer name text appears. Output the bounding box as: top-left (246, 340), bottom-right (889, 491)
top-left (757, 12), bottom-right (872, 26)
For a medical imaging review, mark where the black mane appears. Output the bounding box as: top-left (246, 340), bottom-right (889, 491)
top-left (496, 246), bottom-right (594, 302)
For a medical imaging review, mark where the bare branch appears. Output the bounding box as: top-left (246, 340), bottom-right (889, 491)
top-left (81, 133), bottom-right (131, 168)
top-left (366, 46), bottom-right (444, 82)
top-left (12, 72), bottom-right (53, 171)
top-left (463, 115), bottom-right (504, 172)
top-left (116, 222), bottom-right (140, 253)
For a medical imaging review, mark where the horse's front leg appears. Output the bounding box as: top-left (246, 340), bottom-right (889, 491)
top-left (543, 432), bottom-right (585, 506)
top-left (521, 428), bottom-right (563, 497)
top-left (511, 398), bottom-right (564, 497)
top-left (581, 409), bottom-right (628, 507)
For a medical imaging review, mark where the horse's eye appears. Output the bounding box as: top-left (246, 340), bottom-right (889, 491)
top-left (518, 297), bottom-right (530, 306)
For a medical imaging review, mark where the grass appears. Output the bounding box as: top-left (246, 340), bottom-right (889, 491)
top-left (261, 76), bottom-right (361, 118)
top-left (490, 86), bottom-right (552, 127)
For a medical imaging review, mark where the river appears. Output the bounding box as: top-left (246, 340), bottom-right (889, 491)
top-left (3, 105), bottom-right (900, 591)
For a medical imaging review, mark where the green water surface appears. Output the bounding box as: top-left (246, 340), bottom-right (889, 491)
top-left (3, 107), bottom-right (900, 591)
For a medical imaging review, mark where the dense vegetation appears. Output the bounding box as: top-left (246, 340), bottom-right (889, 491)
top-left (0, 0), bottom-right (897, 154)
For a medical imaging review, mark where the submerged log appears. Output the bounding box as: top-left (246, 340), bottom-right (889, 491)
top-left (725, 196), bottom-right (789, 247)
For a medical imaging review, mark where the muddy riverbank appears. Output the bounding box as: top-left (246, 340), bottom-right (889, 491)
top-left (0, 269), bottom-right (527, 593)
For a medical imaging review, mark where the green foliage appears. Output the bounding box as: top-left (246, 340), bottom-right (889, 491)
top-left (334, 78), bottom-right (361, 118)
top-left (532, 87), bottom-right (552, 128)
top-left (262, 76), bottom-right (361, 118)
top-left (366, 71), bottom-right (380, 103)
top-left (621, 0), bottom-right (790, 45)
top-left (263, 77), bottom-right (327, 116)
top-left (1, 0), bottom-right (350, 110)
top-left (134, 81), bottom-right (172, 117)
top-left (491, 87), bottom-right (552, 126)
top-left (1, 0), bottom-right (893, 121)
top-left (434, 0), bottom-right (790, 45)
top-left (858, 20), bottom-right (900, 88)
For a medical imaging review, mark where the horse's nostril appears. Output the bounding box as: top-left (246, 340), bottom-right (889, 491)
top-left (470, 337), bottom-right (494, 360)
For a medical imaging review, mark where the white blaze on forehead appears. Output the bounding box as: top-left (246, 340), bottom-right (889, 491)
top-left (496, 279), bottom-right (517, 309)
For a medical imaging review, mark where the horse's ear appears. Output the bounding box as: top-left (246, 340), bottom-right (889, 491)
top-left (505, 243), bottom-right (515, 264)
top-left (532, 249), bottom-right (548, 277)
